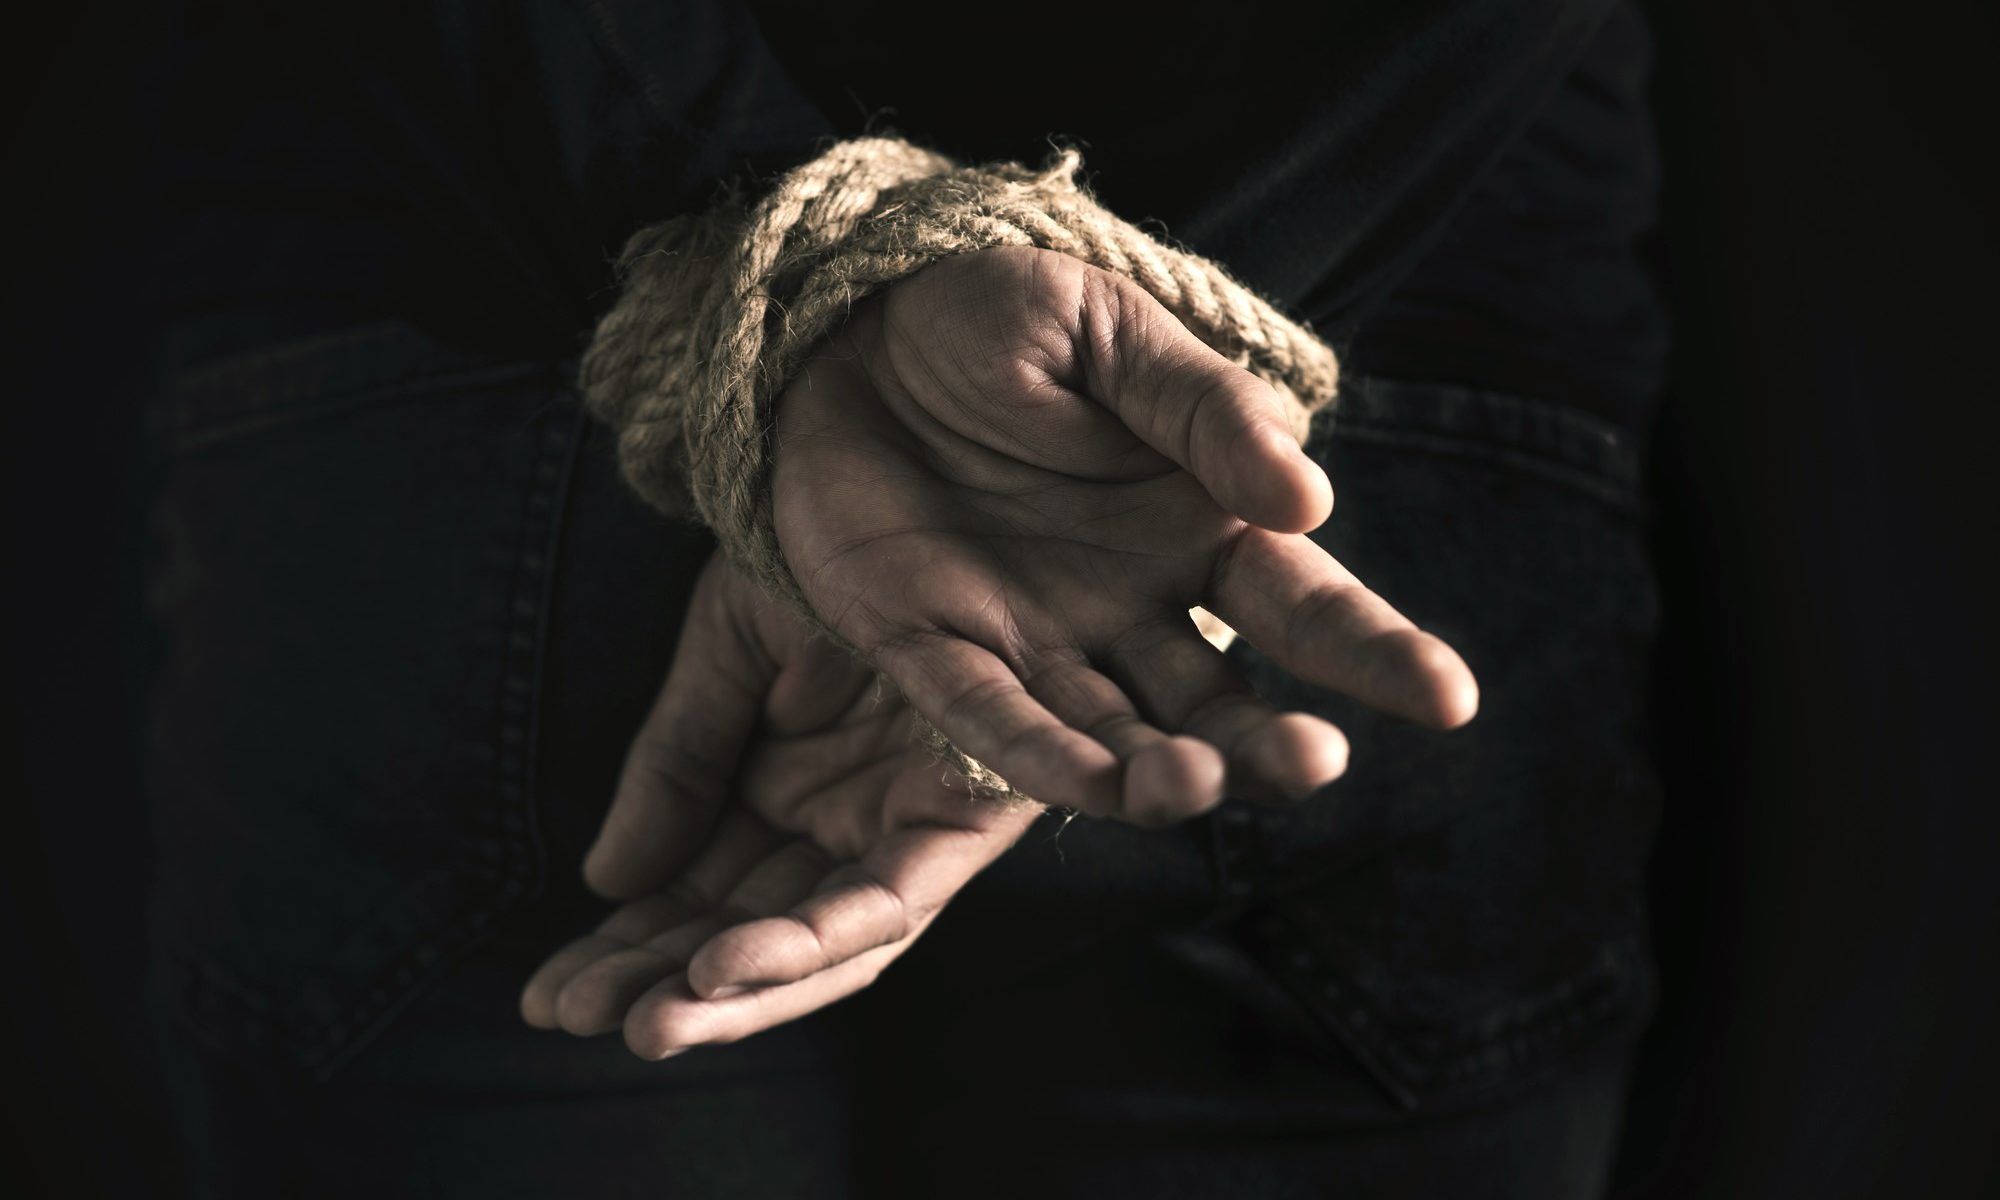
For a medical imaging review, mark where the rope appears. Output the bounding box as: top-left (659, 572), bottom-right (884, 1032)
top-left (578, 136), bottom-right (1343, 795)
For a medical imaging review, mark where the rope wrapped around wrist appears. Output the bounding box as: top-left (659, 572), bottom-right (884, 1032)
top-left (578, 136), bottom-right (1342, 797)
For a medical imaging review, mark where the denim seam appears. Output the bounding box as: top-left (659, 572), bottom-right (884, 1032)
top-left (576, 0), bottom-right (705, 149)
top-left (1212, 816), bottom-right (1649, 1110)
top-left (293, 381), bottom-right (585, 1080)
top-left (1231, 796), bottom-right (1657, 1109)
top-left (1325, 375), bottom-right (1645, 506)
top-left (1326, 423), bottom-right (1643, 513)
top-left (1249, 916), bottom-right (1649, 1111)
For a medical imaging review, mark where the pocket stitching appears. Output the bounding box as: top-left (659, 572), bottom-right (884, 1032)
top-left (153, 372), bottom-right (588, 1082)
top-left (1248, 916), bottom-right (1650, 1111)
top-left (1323, 375), bottom-right (1646, 512)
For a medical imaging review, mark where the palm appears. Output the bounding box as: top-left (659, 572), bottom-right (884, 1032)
top-left (786, 356), bottom-right (1234, 631)
top-left (774, 247), bottom-right (1477, 820)
top-left (521, 556), bottom-right (1036, 1058)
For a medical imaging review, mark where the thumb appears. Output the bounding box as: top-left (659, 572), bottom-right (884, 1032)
top-left (583, 559), bottom-right (772, 900)
top-left (1081, 269), bottom-right (1332, 534)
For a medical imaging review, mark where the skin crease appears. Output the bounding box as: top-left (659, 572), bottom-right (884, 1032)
top-left (522, 246), bottom-right (1478, 1059)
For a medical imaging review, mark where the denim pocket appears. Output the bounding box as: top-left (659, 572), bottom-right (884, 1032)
top-left (1215, 376), bottom-right (1663, 1110)
top-left (145, 322), bottom-right (585, 1078)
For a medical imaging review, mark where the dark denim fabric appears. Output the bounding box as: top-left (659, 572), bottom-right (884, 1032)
top-left (158, 2), bottom-right (1665, 424)
top-left (1226, 377), bottom-right (1659, 1111)
top-left (147, 325), bottom-right (596, 1077)
top-left (144, 323), bottom-right (1659, 1197)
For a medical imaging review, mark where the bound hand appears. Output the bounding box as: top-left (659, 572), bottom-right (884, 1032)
top-left (769, 245), bottom-right (1476, 821)
top-left (521, 554), bottom-right (1039, 1058)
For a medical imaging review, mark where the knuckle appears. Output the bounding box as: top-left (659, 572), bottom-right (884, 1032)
top-left (1286, 580), bottom-right (1366, 658)
top-left (938, 675), bottom-right (1021, 740)
top-left (1205, 523), bottom-right (1255, 600)
top-left (992, 717), bottom-right (1065, 771)
top-left (788, 908), bottom-right (837, 960)
top-left (701, 933), bottom-right (769, 985)
top-left (1077, 710), bottom-right (1148, 754)
top-left (849, 877), bottom-right (916, 942)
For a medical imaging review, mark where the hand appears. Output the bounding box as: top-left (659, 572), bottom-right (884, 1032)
top-left (520, 554), bottom-right (1040, 1059)
top-left (771, 246), bottom-right (1477, 822)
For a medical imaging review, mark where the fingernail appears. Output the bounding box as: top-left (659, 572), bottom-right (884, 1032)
top-left (704, 984), bottom-right (746, 1000)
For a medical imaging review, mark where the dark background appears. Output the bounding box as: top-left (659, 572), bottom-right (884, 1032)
top-left (5, 2), bottom-right (1996, 1195)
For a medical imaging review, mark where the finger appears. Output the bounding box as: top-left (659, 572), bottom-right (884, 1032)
top-left (733, 715), bottom-right (910, 853)
top-left (1022, 655), bottom-right (1224, 825)
top-left (1105, 618), bottom-right (1349, 801)
top-left (689, 785), bottom-right (1038, 996)
top-left (625, 944), bottom-right (905, 1060)
top-left (583, 567), bottom-right (772, 900)
top-left (688, 865), bottom-right (907, 1000)
top-left (524, 895), bottom-right (706, 1030)
top-left (553, 914), bottom-right (737, 1036)
top-left (1208, 529), bottom-right (1479, 729)
top-left (874, 633), bottom-right (1123, 812)
top-left (761, 626), bottom-right (885, 738)
top-left (522, 934), bottom-right (633, 1030)
top-left (556, 839), bottom-right (830, 1036)
top-left (524, 812), bottom-right (778, 1030)
top-left (1085, 271), bottom-right (1332, 534)
top-left (717, 839), bottom-right (837, 916)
